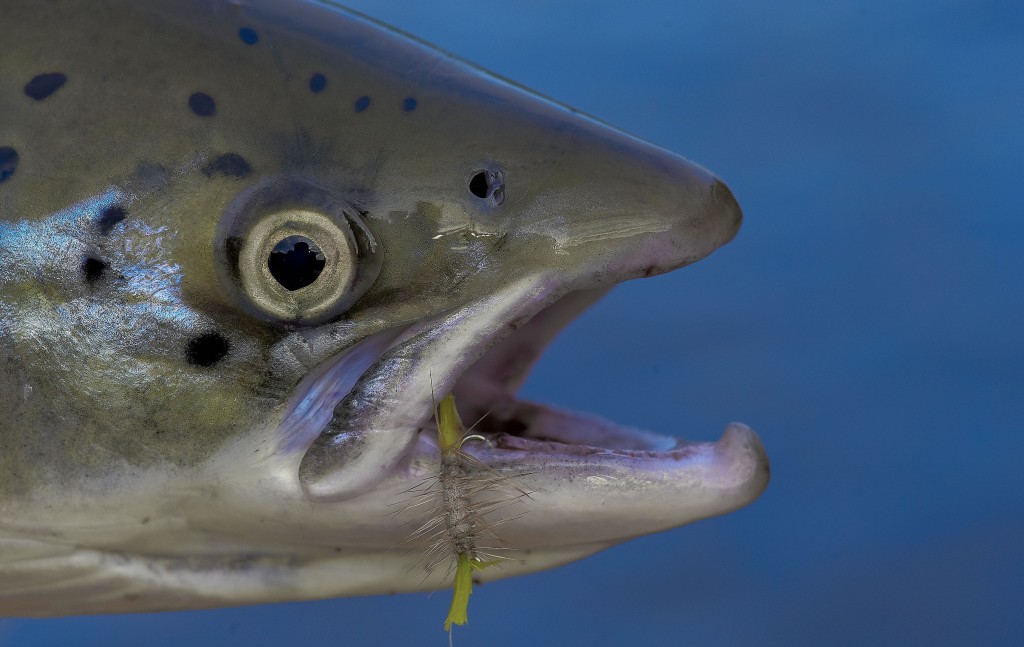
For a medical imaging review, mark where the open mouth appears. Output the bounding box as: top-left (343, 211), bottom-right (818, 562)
top-left (447, 288), bottom-right (701, 459)
top-left (294, 275), bottom-right (769, 543)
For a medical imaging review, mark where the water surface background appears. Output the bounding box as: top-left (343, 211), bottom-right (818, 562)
top-left (4, 1), bottom-right (1022, 645)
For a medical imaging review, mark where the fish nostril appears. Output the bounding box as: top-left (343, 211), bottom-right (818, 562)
top-left (267, 235), bottom-right (327, 291)
top-left (468, 168), bottom-right (506, 206)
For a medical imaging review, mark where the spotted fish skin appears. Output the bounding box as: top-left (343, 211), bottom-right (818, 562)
top-left (0, 0), bottom-right (764, 616)
top-left (0, 0), bottom-right (490, 484)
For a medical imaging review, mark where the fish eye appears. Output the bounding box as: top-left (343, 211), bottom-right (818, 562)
top-left (468, 167), bottom-right (505, 207)
top-left (216, 178), bottom-right (381, 325)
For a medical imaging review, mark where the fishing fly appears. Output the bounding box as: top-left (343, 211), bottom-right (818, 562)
top-left (402, 392), bottom-right (530, 641)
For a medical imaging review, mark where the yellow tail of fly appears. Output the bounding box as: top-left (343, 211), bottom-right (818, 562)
top-left (444, 553), bottom-right (473, 631)
top-left (443, 553), bottom-right (503, 632)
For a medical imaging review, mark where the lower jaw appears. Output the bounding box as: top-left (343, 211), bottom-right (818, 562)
top-left (401, 411), bottom-right (767, 550)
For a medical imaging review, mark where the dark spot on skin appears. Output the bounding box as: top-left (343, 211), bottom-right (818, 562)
top-left (96, 205), bottom-right (126, 235)
top-left (268, 236), bottom-right (326, 291)
top-left (82, 257), bottom-right (107, 283)
top-left (202, 153), bottom-right (252, 179)
top-left (403, 97), bottom-right (417, 112)
top-left (238, 27), bottom-right (259, 45)
top-left (24, 73), bottom-right (67, 101)
top-left (189, 92), bottom-right (216, 117)
top-left (309, 73), bottom-right (327, 93)
top-left (0, 147), bottom-right (18, 183)
top-left (133, 162), bottom-right (168, 191)
top-left (141, 517), bottom-right (151, 525)
top-left (354, 95), bottom-right (370, 112)
top-left (643, 266), bottom-right (657, 277)
top-left (186, 332), bottom-right (231, 367)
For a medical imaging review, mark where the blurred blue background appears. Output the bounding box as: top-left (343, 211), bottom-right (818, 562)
top-left (3, 0), bottom-right (1022, 645)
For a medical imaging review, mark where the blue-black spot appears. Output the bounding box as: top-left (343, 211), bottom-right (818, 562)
top-left (0, 147), bottom-right (17, 183)
top-left (239, 27), bottom-right (259, 45)
top-left (82, 257), bottom-right (108, 283)
top-left (354, 95), bottom-right (370, 113)
top-left (134, 162), bottom-right (168, 191)
top-left (403, 97), bottom-right (417, 112)
top-left (186, 332), bottom-right (231, 367)
top-left (203, 153), bottom-right (252, 179)
top-left (24, 73), bottom-right (67, 101)
top-left (189, 92), bottom-right (216, 117)
top-left (309, 73), bottom-right (327, 94)
top-left (96, 205), bottom-right (127, 235)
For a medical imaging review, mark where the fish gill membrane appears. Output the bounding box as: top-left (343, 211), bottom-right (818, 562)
top-left (0, 0), bottom-right (769, 619)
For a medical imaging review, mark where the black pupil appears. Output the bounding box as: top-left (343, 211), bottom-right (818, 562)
top-left (268, 236), bottom-right (326, 291)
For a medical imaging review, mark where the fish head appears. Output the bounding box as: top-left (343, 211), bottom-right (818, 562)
top-left (0, 0), bottom-right (766, 614)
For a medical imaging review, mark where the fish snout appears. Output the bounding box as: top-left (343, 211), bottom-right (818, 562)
top-left (565, 148), bottom-right (744, 287)
top-left (704, 176), bottom-right (744, 250)
top-left (646, 167), bottom-right (744, 278)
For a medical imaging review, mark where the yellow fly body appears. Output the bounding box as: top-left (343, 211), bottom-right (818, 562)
top-left (435, 394), bottom-right (466, 454)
